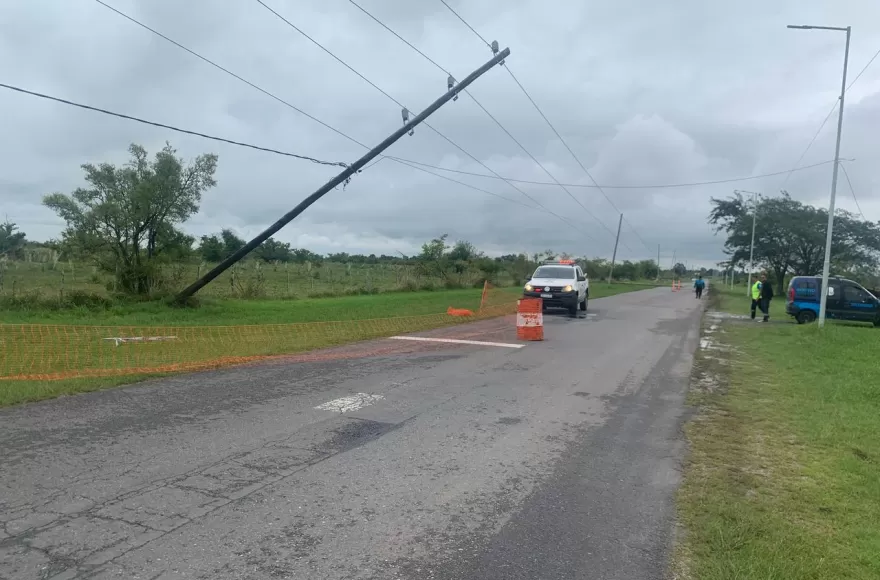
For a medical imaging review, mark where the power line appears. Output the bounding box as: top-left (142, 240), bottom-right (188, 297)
top-left (7, 78), bottom-right (837, 200)
top-left (437, 1), bottom-right (659, 253)
top-left (253, 0), bottom-right (582, 236)
top-left (439, 0), bottom-right (491, 47)
top-left (387, 156), bottom-right (839, 189)
top-left (838, 161), bottom-right (865, 219)
top-left (389, 158), bottom-right (587, 235)
top-left (93, 0), bottom-right (369, 151)
top-left (77, 3), bottom-right (600, 245)
top-left (780, 103), bottom-right (836, 189)
top-left (347, 0), bottom-right (624, 248)
top-left (781, 43), bottom-right (880, 188)
top-left (0, 82), bottom-right (349, 168)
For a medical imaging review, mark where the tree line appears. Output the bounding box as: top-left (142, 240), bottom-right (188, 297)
top-left (709, 191), bottom-right (880, 293)
top-left (6, 142), bottom-right (674, 298)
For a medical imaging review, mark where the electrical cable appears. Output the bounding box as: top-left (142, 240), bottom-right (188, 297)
top-left (388, 156), bottom-right (840, 189)
top-left (781, 43), bottom-right (880, 188)
top-left (0, 82), bottom-right (348, 168)
top-left (437, 1), bottom-right (651, 251)
top-left (254, 0), bottom-right (582, 235)
top-left (839, 161), bottom-right (866, 219)
top-left (347, 0), bottom-right (624, 248)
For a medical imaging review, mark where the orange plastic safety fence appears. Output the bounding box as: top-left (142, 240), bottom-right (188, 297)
top-left (0, 302), bottom-right (518, 381)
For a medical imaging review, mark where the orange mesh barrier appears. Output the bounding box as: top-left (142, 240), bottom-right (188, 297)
top-left (0, 301), bottom-right (518, 381)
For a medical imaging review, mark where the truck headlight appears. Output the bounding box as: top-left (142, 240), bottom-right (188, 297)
top-left (524, 284), bottom-right (533, 292)
top-left (563, 285), bottom-right (573, 292)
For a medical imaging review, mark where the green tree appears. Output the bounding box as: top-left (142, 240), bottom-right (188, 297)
top-left (673, 262), bottom-right (687, 277)
top-left (43, 143), bottom-right (217, 293)
top-left (709, 191), bottom-right (880, 293)
top-left (448, 240), bottom-right (477, 262)
top-left (0, 220), bottom-right (27, 259)
top-left (220, 229), bottom-right (245, 256)
top-left (255, 238), bottom-right (293, 262)
top-left (198, 234), bottom-right (225, 262)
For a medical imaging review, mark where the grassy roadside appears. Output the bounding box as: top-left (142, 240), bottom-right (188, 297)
top-left (0, 283), bottom-right (654, 326)
top-left (1, 283), bottom-right (651, 407)
top-left (672, 290), bottom-right (880, 579)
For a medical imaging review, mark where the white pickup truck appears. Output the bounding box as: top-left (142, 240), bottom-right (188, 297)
top-left (523, 260), bottom-right (589, 317)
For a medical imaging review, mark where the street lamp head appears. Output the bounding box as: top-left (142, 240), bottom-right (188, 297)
top-left (787, 25), bottom-right (812, 29)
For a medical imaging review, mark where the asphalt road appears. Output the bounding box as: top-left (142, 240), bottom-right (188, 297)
top-left (1, 287), bottom-right (704, 579)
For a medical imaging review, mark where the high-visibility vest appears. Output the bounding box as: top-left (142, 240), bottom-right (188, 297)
top-left (751, 281), bottom-right (762, 300)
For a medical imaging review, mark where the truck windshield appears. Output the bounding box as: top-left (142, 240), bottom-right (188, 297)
top-left (532, 266), bottom-right (575, 279)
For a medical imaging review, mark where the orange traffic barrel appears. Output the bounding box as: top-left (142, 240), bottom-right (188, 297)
top-left (516, 298), bottom-right (544, 341)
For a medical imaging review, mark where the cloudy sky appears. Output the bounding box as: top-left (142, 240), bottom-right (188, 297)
top-left (2, 0), bottom-right (880, 267)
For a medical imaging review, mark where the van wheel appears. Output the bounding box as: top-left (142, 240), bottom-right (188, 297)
top-left (796, 310), bottom-right (817, 325)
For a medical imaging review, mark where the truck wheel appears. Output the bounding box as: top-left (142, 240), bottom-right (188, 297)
top-left (796, 310), bottom-right (817, 325)
top-left (568, 302), bottom-right (578, 317)
top-left (579, 295), bottom-right (587, 311)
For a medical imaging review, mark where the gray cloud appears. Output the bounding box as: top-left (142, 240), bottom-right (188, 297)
top-left (2, 0), bottom-right (880, 268)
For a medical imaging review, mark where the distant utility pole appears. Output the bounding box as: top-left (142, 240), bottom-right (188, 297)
top-left (608, 213), bottom-right (623, 282)
top-left (656, 244), bottom-right (660, 281)
top-left (736, 189), bottom-right (760, 297)
top-left (174, 47), bottom-right (510, 302)
top-left (671, 249), bottom-right (676, 277)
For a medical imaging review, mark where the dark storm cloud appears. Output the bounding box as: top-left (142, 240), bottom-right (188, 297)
top-left (2, 0), bottom-right (880, 268)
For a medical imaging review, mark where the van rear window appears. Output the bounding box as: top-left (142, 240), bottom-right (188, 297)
top-left (793, 279), bottom-right (818, 298)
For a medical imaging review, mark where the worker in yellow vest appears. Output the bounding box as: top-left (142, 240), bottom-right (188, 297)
top-left (750, 278), bottom-right (762, 319)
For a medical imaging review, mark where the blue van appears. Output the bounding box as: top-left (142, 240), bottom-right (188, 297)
top-left (786, 275), bottom-right (880, 325)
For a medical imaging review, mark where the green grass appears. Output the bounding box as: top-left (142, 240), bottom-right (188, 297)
top-left (672, 291), bottom-right (880, 579)
top-left (0, 283), bottom-right (650, 407)
top-left (0, 259), bottom-right (448, 299)
top-left (0, 288), bottom-right (509, 325)
top-left (0, 283), bottom-right (647, 326)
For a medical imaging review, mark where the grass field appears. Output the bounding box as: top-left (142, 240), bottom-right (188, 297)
top-left (0, 258), bottom-right (504, 300)
top-left (672, 289), bottom-right (880, 579)
top-left (0, 283), bottom-right (652, 407)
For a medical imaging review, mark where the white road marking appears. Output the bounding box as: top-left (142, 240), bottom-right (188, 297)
top-left (388, 336), bottom-right (525, 349)
top-left (314, 393), bottom-right (384, 413)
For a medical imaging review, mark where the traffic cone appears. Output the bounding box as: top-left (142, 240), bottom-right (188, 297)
top-left (516, 298), bottom-right (544, 341)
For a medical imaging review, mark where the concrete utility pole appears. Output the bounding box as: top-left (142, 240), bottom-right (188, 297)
top-left (608, 213), bottom-right (623, 282)
top-left (736, 189), bottom-right (760, 297)
top-left (175, 47), bottom-right (511, 302)
top-left (656, 244), bottom-right (660, 281)
top-left (787, 24), bottom-right (850, 327)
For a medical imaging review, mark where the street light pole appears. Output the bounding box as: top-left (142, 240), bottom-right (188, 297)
top-left (736, 190), bottom-right (760, 297)
top-left (787, 24), bottom-right (851, 327)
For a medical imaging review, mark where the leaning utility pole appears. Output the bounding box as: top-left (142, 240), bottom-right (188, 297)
top-left (175, 48), bottom-right (511, 302)
top-left (608, 213), bottom-right (623, 282)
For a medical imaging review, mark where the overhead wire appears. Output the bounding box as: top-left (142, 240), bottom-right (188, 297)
top-left (90, 0), bottom-right (592, 241)
top-left (388, 157), bottom-right (840, 189)
top-left (781, 43), bottom-right (880, 188)
top-left (838, 162), bottom-right (866, 219)
top-left (0, 82), bottom-right (348, 168)
top-left (437, 0), bottom-right (653, 252)
top-left (253, 0), bottom-right (587, 238)
top-left (347, 0), bottom-right (625, 249)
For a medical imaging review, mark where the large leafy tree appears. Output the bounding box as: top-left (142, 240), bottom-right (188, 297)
top-left (43, 143), bottom-right (217, 293)
top-left (709, 191), bottom-right (880, 293)
top-left (0, 221), bottom-right (27, 259)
